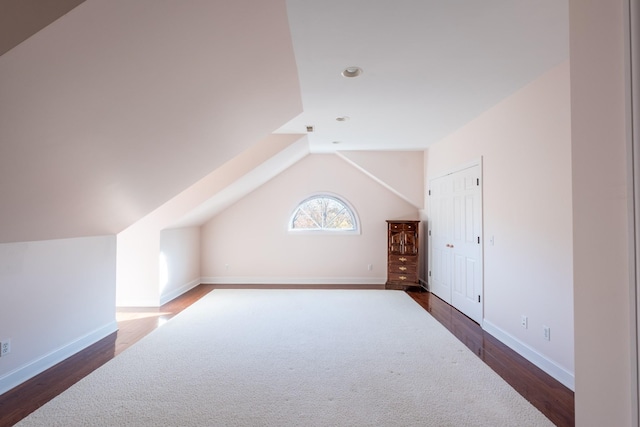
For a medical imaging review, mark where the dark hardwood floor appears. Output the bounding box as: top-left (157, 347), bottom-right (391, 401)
top-left (406, 290), bottom-right (574, 427)
top-left (0, 285), bottom-right (573, 426)
top-left (0, 284), bottom-right (216, 427)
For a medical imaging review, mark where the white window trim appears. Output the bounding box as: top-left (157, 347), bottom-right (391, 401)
top-left (288, 192), bottom-right (361, 235)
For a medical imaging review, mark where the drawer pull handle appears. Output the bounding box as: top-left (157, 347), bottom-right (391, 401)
top-left (399, 266), bottom-right (407, 271)
top-left (399, 276), bottom-right (407, 281)
top-left (399, 257), bottom-right (407, 262)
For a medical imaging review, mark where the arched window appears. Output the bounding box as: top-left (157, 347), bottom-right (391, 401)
top-left (289, 194), bottom-right (359, 233)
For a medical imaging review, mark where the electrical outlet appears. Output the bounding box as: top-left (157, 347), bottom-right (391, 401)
top-left (0, 339), bottom-right (10, 357)
top-left (543, 326), bottom-right (551, 341)
top-left (521, 315), bottom-right (528, 329)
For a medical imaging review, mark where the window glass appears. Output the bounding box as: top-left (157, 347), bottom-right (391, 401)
top-left (290, 194), bottom-right (358, 232)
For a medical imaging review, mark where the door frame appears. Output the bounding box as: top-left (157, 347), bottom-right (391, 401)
top-left (627, 0), bottom-right (640, 423)
top-left (427, 157), bottom-right (484, 325)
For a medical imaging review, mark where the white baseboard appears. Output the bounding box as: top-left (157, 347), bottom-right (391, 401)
top-left (482, 319), bottom-right (575, 391)
top-left (160, 278), bottom-right (200, 306)
top-left (116, 298), bottom-right (160, 308)
top-left (119, 277), bottom-right (386, 307)
top-left (118, 277), bottom-right (388, 307)
top-left (0, 321), bottom-right (118, 396)
top-left (200, 276), bottom-right (387, 285)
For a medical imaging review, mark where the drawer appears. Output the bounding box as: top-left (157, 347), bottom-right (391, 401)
top-left (389, 255), bottom-right (417, 264)
top-left (389, 222), bottom-right (417, 231)
top-left (387, 272), bottom-right (418, 283)
top-left (388, 264), bottom-right (417, 275)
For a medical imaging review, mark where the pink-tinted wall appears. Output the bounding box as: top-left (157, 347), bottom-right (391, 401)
top-left (426, 61), bottom-right (574, 388)
top-left (200, 154), bottom-right (421, 284)
top-left (570, 0), bottom-right (635, 424)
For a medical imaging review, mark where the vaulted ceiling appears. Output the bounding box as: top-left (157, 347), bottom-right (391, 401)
top-left (0, 0), bottom-right (301, 243)
top-left (0, 0), bottom-right (569, 243)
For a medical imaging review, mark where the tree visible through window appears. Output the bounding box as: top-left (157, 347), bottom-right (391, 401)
top-left (290, 194), bottom-right (357, 231)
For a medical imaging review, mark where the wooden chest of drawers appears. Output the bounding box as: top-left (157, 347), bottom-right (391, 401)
top-left (386, 220), bottom-right (420, 290)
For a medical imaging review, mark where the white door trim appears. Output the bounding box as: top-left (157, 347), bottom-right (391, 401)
top-left (627, 0), bottom-right (640, 424)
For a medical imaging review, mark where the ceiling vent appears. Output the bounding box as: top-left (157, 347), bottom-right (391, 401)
top-left (306, 125), bottom-right (314, 132)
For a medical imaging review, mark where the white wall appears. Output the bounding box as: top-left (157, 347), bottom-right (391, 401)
top-left (0, 235), bottom-right (117, 395)
top-left (159, 227), bottom-right (201, 305)
top-left (116, 222), bottom-right (160, 307)
top-left (569, 1), bottom-right (634, 425)
top-left (201, 154), bottom-right (421, 284)
top-left (116, 134), bottom-right (305, 306)
top-left (425, 61), bottom-right (574, 389)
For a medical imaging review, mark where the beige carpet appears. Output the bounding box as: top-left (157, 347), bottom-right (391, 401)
top-left (17, 290), bottom-right (553, 426)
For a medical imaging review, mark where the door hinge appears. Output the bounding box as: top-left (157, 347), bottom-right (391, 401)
top-left (429, 271), bottom-right (432, 277)
top-left (476, 178), bottom-right (480, 186)
top-left (477, 236), bottom-right (480, 244)
top-left (478, 295), bottom-right (481, 303)
top-left (428, 189), bottom-right (431, 196)
top-left (428, 230), bottom-right (431, 236)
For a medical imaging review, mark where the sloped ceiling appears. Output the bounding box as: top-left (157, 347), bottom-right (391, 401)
top-left (0, 0), bottom-right (570, 244)
top-left (0, 0), bottom-right (302, 243)
top-left (0, 0), bottom-right (86, 56)
top-left (337, 151), bottom-right (424, 208)
top-left (168, 134), bottom-right (310, 230)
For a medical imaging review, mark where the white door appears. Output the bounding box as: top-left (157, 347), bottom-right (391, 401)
top-left (428, 164), bottom-right (483, 324)
top-left (450, 166), bottom-right (482, 324)
top-left (428, 174), bottom-right (453, 304)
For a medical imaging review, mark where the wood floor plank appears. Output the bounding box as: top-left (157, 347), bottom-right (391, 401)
top-left (407, 290), bottom-right (574, 427)
top-left (0, 285), bottom-right (574, 426)
top-left (0, 285), bottom-right (215, 427)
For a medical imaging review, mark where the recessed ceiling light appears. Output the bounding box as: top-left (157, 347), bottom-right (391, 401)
top-left (341, 66), bottom-right (363, 78)
top-left (332, 141), bottom-right (341, 144)
top-left (336, 116), bottom-right (350, 122)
